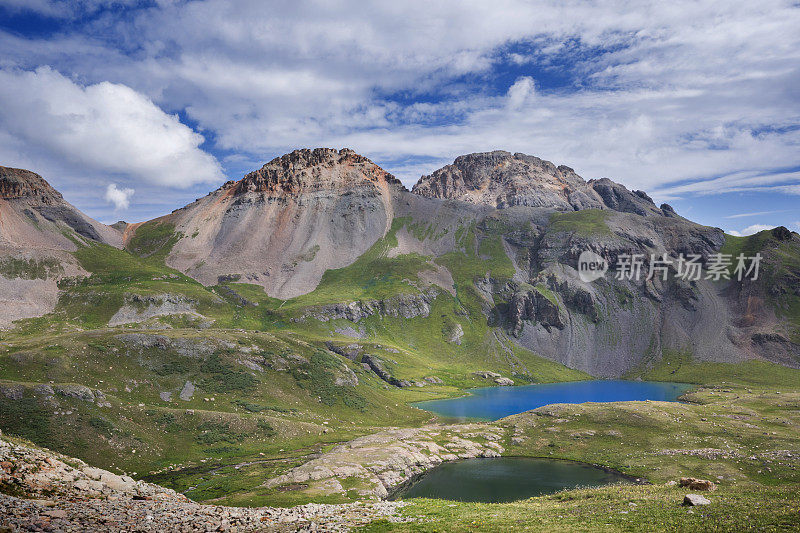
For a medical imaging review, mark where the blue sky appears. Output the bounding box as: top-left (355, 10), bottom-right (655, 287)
top-left (0, 0), bottom-right (798, 235)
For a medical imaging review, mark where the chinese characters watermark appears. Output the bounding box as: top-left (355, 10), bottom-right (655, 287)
top-left (578, 251), bottom-right (762, 283)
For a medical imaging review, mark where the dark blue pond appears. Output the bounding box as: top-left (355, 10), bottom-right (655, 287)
top-left (392, 457), bottom-right (635, 503)
top-left (413, 380), bottom-right (692, 421)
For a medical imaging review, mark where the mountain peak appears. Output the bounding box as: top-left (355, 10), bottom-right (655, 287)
top-left (231, 148), bottom-right (404, 196)
top-left (411, 151), bottom-right (591, 210)
top-left (412, 150), bottom-right (663, 216)
top-left (0, 166), bottom-right (63, 205)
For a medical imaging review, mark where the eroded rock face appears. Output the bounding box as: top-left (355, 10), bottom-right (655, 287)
top-left (413, 151), bottom-right (594, 210)
top-left (508, 288), bottom-right (565, 336)
top-left (0, 166), bottom-right (63, 205)
top-left (108, 293), bottom-right (207, 326)
top-left (234, 148), bottom-right (404, 196)
top-left (0, 166), bottom-right (121, 247)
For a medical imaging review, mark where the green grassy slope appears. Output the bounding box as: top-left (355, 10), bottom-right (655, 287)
top-left (1, 214), bottom-right (799, 522)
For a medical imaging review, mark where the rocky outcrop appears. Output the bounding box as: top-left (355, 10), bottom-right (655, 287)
top-left (508, 287), bottom-right (565, 336)
top-left (108, 293), bottom-right (205, 326)
top-left (588, 178), bottom-right (662, 216)
top-left (0, 166), bottom-right (63, 205)
top-left (679, 477), bottom-right (717, 491)
top-left (301, 289), bottom-right (438, 322)
top-left (472, 371), bottom-right (514, 386)
top-left (263, 425), bottom-right (505, 500)
top-left (0, 431), bottom-right (186, 502)
top-left (413, 151), bottom-right (596, 210)
top-left (0, 166), bottom-right (121, 247)
top-left (361, 354), bottom-right (411, 387)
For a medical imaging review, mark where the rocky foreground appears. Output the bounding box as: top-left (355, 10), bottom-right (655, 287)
top-left (0, 432), bottom-right (409, 532)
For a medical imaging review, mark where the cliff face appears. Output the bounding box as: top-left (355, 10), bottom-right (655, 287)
top-left (412, 151), bottom-right (665, 216)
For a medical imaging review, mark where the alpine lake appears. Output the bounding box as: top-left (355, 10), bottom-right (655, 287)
top-left (397, 380), bottom-right (691, 502)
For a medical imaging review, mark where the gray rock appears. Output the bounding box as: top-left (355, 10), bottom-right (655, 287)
top-left (0, 384), bottom-right (24, 400)
top-left (32, 384), bottom-right (54, 397)
top-left (508, 287), bottom-right (565, 336)
top-left (303, 288), bottom-right (438, 322)
top-left (108, 293), bottom-right (201, 326)
top-left (179, 381), bottom-right (194, 401)
top-left (54, 384), bottom-right (95, 402)
top-left (682, 494), bottom-right (711, 506)
top-left (445, 323), bottom-right (464, 344)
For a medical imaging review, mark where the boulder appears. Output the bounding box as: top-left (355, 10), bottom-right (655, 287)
top-left (679, 477), bottom-right (716, 491)
top-left (54, 384), bottom-right (95, 402)
top-left (682, 494), bottom-right (711, 506)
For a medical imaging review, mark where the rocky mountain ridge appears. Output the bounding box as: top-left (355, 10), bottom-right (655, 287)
top-left (2, 149), bottom-right (799, 377)
top-left (412, 150), bottom-right (668, 217)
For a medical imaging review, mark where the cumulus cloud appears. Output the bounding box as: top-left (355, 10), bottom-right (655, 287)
top-left (0, 67), bottom-right (223, 188)
top-left (104, 183), bottom-right (134, 210)
top-left (506, 77), bottom-right (535, 109)
top-left (1, 0), bottom-right (799, 221)
top-left (728, 224), bottom-right (776, 237)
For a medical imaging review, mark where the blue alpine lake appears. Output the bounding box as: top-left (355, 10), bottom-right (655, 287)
top-left (413, 380), bottom-right (692, 421)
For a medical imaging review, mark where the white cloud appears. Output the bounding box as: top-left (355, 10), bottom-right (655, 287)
top-left (724, 210), bottom-right (787, 219)
top-left (1, 0), bottom-right (799, 221)
top-left (728, 224), bottom-right (775, 237)
top-left (506, 77), bottom-right (535, 109)
top-left (0, 67), bottom-right (223, 188)
top-left (104, 183), bottom-right (134, 210)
